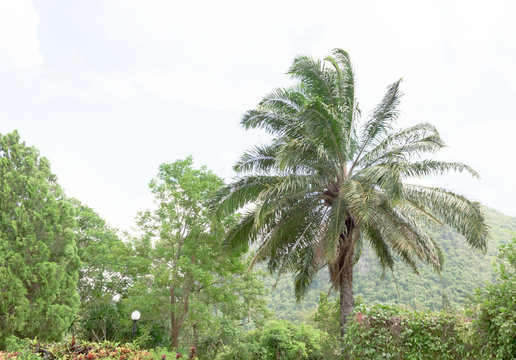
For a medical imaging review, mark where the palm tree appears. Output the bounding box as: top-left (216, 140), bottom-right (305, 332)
top-left (213, 49), bottom-right (488, 336)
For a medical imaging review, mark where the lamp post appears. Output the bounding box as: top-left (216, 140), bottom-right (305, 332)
top-left (131, 310), bottom-right (140, 340)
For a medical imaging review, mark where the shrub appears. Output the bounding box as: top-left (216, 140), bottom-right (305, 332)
top-left (340, 303), bottom-right (469, 359)
top-left (466, 237), bottom-right (516, 359)
top-left (215, 320), bottom-right (325, 360)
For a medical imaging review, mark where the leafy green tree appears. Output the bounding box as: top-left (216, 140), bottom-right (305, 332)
top-left (0, 131), bottom-right (80, 347)
top-left (213, 49), bottom-right (489, 335)
top-left (195, 256), bottom-right (270, 356)
top-left (71, 200), bottom-right (130, 341)
top-left (73, 200), bottom-right (129, 302)
top-left (126, 157), bottom-right (268, 350)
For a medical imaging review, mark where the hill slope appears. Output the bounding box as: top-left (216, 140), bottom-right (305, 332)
top-left (261, 207), bottom-right (516, 321)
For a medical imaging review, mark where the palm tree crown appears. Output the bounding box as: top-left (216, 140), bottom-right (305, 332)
top-left (213, 49), bottom-right (488, 335)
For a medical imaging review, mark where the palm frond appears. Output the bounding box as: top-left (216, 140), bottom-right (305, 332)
top-left (293, 247), bottom-right (318, 300)
top-left (339, 180), bottom-right (382, 226)
top-left (240, 87), bottom-right (305, 136)
top-left (351, 164), bottom-right (403, 202)
top-left (402, 184), bottom-right (489, 251)
top-left (379, 205), bottom-right (444, 272)
top-left (326, 49), bottom-right (357, 157)
top-left (288, 56), bottom-right (336, 107)
top-left (224, 210), bottom-right (259, 253)
top-left (211, 176), bottom-right (279, 218)
top-left (356, 123), bottom-right (444, 169)
top-left (398, 160), bottom-right (480, 179)
top-left (361, 225), bottom-right (395, 277)
top-left (354, 79), bottom-right (403, 158)
top-left (234, 143), bottom-right (279, 175)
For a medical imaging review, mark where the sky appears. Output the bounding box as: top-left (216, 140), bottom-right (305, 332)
top-left (1, 0), bottom-right (515, 232)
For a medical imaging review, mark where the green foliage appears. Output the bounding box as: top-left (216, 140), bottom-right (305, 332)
top-left (123, 157), bottom-right (269, 352)
top-left (3, 336), bottom-right (40, 360)
top-left (0, 131), bottom-right (80, 348)
top-left (73, 200), bottom-right (130, 302)
top-left (72, 200), bottom-right (130, 342)
top-left (466, 237), bottom-right (516, 359)
top-left (340, 304), bottom-right (470, 359)
top-left (215, 320), bottom-right (325, 360)
top-left (312, 294), bottom-right (341, 359)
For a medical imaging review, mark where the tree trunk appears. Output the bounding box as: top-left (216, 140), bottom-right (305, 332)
top-left (339, 253), bottom-right (354, 337)
top-left (192, 322), bottom-right (199, 349)
top-left (171, 286), bottom-right (180, 349)
top-left (338, 222), bottom-right (355, 337)
top-left (171, 319), bottom-right (179, 349)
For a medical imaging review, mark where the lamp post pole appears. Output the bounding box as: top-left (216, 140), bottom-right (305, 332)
top-left (131, 310), bottom-right (141, 341)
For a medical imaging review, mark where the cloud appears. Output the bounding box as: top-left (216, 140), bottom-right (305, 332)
top-left (0, 0), bottom-right (42, 72)
top-left (59, 169), bottom-right (154, 232)
top-left (2, 0), bottom-right (516, 232)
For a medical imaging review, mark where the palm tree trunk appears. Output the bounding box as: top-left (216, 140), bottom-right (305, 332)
top-left (339, 254), bottom-right (354, 337)
top-left (338, 225), bottom-right (355, 337)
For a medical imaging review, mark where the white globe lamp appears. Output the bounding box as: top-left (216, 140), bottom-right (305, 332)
top-left (131, 310), bottom-right (141, 321)
top-left (131, 310), bottom-right (141, 340)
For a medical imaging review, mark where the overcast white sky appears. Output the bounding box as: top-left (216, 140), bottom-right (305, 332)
top-left (1, 0), bottom-right (515, 231)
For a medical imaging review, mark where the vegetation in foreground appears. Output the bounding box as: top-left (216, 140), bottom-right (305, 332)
top-left (1, 237), bottom-right (514, 359)
top-left (0, 337), bottom-right (182, 359)
top-left (1, 48), bottom-right (514, 359)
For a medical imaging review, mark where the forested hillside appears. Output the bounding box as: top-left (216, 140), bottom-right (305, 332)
top-left (264, 207), bottom-right (516, 321)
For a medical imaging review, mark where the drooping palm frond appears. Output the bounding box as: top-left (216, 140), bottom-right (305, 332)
top-left (233, 143), bottom-right (279, 175)
top-left (361, 225), bottom-right (395, 276)
top-left (402, 184), bottom-right (488, 251)
top-left (397, 160), bottom-right (480, 178)
top-left (211, 175), bottom-right (279, 218)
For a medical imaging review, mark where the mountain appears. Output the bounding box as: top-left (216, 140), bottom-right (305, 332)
top-left (261, 207), bottom-right (516, 321)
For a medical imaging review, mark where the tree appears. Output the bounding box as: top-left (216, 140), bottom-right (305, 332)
top-left (72, 200), bottom-right (130, 342)
top-left (213, 49), bottom-right (489, 336)
top-left (0, 131), bottom-right (80, 347)
top-left (127, 157), bottom-right (268, 350)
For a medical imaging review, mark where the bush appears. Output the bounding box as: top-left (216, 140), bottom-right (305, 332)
top-left (215, 320), bottom-right (325, 360)
top-left (466, 237), bottom-right (516, 359)
top-left (340, 303), bottom-right (469, 359)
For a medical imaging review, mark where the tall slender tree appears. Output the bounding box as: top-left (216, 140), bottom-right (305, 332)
top-left (128, 157), bottom-right (267, 350)
top-left (213, 49), bottom-right (489, 335)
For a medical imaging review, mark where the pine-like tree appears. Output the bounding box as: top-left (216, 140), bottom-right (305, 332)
top-left (0, 131), bottom-right (80, 347)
